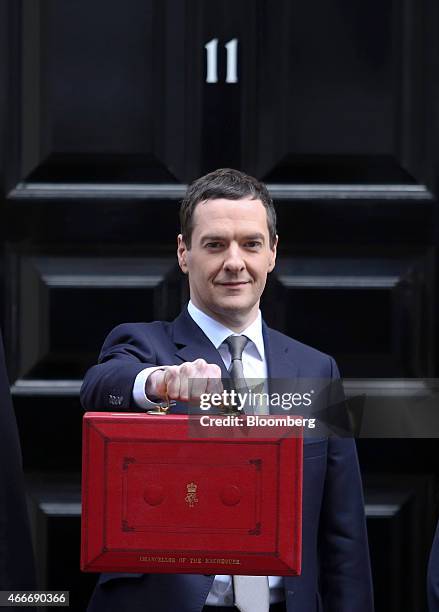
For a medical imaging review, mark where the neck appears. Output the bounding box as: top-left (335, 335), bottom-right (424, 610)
top-left (190, 299), bottom-right (259, 333)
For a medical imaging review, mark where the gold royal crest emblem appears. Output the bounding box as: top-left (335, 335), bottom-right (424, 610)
top-left (185, 482), bottom-right (198, 508)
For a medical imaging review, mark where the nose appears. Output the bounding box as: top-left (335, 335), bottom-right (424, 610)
top-left (223, 243), bottom-right (245, 273)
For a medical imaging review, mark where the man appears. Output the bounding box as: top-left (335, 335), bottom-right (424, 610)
top-left (81, 168), bottom-right (374, 612)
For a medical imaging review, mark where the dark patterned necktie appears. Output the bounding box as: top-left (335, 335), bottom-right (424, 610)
top-left (224, 335), bottom-right (249, 392)
top-left (224, 335), bottom-right (270, 611)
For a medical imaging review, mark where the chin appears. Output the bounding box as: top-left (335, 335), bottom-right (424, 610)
top-left (216, 297), bottom-right (253, 312)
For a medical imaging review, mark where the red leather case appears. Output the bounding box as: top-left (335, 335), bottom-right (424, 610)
top-left (81, 412), bottom-right (302, 575)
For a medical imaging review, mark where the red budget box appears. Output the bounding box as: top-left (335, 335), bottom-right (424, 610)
top-left (81, 412), bottom-right (302, 576)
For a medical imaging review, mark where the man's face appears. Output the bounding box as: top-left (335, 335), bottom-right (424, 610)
top-left (177, 197), bottom-right (277, 329)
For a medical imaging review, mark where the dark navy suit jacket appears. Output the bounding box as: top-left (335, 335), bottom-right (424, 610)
top-left (81, 307), bottom-right (374, 612)
top-left (428, 522), bottom-right (439, 611)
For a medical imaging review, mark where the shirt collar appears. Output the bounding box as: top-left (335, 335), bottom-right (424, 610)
top-left (187, 300), bottom-right (265, 361)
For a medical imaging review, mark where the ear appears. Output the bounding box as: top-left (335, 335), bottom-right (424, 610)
top-left (267, 234), bottom-right (278, 273)
top-left (177, 234), bottom-right (188, 274)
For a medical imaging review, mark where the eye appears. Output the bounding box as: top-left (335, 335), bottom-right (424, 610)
top-left (205, 242), bottom-right (223, 249)
top-left (245, 241), bottom-right (262, 249)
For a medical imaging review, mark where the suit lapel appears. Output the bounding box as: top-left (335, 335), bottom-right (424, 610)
top-left (263, 324), bottom-right (319, 425)
top-left (170, 308), bottom-right (230, 379)
top-left (262, 321), bottom-right (299, 383)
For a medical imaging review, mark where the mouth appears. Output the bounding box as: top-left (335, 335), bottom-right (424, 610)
top-left (217, 281), bottom-right (250, 287)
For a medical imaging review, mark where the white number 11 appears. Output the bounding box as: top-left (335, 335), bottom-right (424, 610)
top-left (205, 38), bottom-right (238, 84)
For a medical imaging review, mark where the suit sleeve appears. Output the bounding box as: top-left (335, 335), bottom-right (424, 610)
top-left (80, 323), bottom-right (159, 412)
top-left (428, 521), bottom-right (439, 611)
top-left (319, 358), bottom-right (374, 611)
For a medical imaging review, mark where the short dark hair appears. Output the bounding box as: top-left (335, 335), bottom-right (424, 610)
top-left (180, 168), bottom-right (277, 249)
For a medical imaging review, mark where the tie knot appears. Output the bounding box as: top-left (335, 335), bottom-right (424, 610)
top-left (225, 335), bottom-right (249, 361)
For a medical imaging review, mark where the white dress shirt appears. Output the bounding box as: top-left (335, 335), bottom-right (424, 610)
top-left (132, 300), bottom-right (284, 606)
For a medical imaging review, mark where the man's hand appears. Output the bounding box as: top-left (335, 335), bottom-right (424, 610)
top-left (146, 359), bottom-right (223, 403)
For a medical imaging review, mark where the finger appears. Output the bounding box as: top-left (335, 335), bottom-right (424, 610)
top-left (205, 364), bottom-right (223, 395)
top-left (190, 360), bottom-right (209, 399)
top-left (205, 377), bottom-right (223, 396)
top-left (164, 366), bottom-right (181, 400)
top-left (147, 369), bottom-right (167, 399)
top-left (178, 363), bottom-right (191, 402)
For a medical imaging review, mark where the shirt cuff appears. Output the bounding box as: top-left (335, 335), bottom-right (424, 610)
top-left (133, 366), bottom-right (166, 409)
